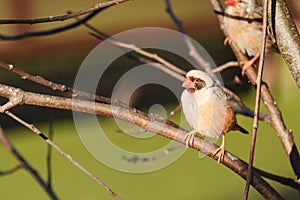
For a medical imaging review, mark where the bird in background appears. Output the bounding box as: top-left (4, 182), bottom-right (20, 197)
top-left (223, 0), bottom-right (274, 75)
top-left (181, 70), bottom-right (248, 163)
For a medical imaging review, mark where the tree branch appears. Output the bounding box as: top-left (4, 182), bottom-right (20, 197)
top-left (0, 83), bottom-right (284, 199)
top-left (3, 110), bottom-right (122, 200)
top-left (0, 126), bottom-right (59, 200)
top-left (245, 1), bottom-right (270, 198)
top-left (268, 0), bottom-right (300, 89)
top-left (255, 167), bottom-right (300, 191)
top-left (164, 0), bottom-right (214, 76)
top-left (0, 165), bottom-right (23, 175)
top-left (0, 0), bottom-right (130, 25)
top-left (0, 62), bottom-right (111, 103)
top-left (0, 0), bottom-right (130, 40)
top-left (209, 0), bottom-right (300, 180)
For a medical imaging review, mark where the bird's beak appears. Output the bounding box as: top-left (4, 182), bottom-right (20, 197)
top-left (182, 78), bottom-right (194, 89)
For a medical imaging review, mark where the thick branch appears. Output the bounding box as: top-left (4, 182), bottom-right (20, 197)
top-left (0, 83), bottom-right (284, 199)
top-left (268, 0), bottom-right (300, 89)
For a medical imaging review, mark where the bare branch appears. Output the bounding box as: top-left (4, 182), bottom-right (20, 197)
top-left (0, 0), bottom-right (130, 40)
top-left (0, 83), bottom-right (284, 199)
top-left (0, 62), bottom-right (111, 103)
top-left (0, 0), bottom-right (130, 25)
top-left (0, 165), bottom-right (23, 175)
top-left (46, 116), bottom-right (54, 189)
top-left (245, 0), bottom-right (270, 199)
top-left (268, 0), bottom-right (300, 89)
top-left (0, 126), bottom-right (59, 200)
top-left (89, 32), bottom-right (186, 76)
top-left (211, 61), bottom-right (239, 73)
top-left (164, 0), bottom-right (213, 75)
top-left (255, 167), bottom-right (300, 192)
top-left (3, 110), bottom-right (122, 200)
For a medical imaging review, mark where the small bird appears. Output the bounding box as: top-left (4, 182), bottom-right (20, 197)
top-left (223, 0), bottom-right (273, 74)
top-left (181, 70), bottom-right (248, 163)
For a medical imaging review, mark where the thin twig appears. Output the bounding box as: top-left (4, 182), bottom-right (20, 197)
top-left (0, 11), bottom-right (98, 40)
top-left (89, 32), bottom-right (186, 76)
top-left (3, 111), bottom-right (122, 200)
top-left (47, 115), bottom-right (54, 189)
top-left (244, 0), bottom-right (269, 199)
top-left (0, 0), bottom-right (130, 40)
top-left (0, 165), bottom-right (23, 175)
top-left (164, 0), bottom-right (215, 78)
top-left (210, 61), bottom-right (239, 73)
top-left (76, 19), bottom-right (186, 79)
top-left (0, 126), bottom-right (59, 200)
top-left (167, 103), bottom-right (182, 119)
top-left (0, 0), bottom-right (130, 25)
top-left (0, 62), bottom-right (111, 103)
top-left (254, 167), bottom-right (300, 191)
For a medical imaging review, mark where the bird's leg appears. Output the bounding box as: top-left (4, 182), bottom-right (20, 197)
top-left (183, 130), bottom-right (197, 148)
top-left (212, 135), bottom-right (225, 163)
top-left (241, 53), bottom-right (260, 75)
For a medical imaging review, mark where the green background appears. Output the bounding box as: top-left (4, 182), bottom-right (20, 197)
top-left (0, 0), bottom-right (299, 199)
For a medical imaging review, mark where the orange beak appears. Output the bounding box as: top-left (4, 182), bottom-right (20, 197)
top-left (182, 78), bottom-right (194, 89)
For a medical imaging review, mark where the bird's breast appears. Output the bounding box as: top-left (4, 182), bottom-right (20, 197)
top-left (181, 88), bottom-right (228, 138)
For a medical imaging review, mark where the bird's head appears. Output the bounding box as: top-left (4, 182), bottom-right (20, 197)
top-left (182, 70), bottom-right (214, 93)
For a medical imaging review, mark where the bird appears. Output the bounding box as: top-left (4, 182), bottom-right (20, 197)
top-left (181, 70), bottom-right (248, 163)
top-left (223, 0), bottom-right (273, 75)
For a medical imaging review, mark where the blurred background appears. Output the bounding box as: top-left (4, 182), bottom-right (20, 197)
top-left (0, 0), bottom-right (300, 199)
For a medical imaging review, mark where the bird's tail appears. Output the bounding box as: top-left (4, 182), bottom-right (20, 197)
top-left (234, 124), bottom-right (249, 134)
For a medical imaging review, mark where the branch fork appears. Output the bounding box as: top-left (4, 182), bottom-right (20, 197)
top-left (0, 87), bottom-right (24, 113)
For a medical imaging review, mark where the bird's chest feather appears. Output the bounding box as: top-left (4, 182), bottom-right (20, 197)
top-left (181, 88), bottom-right (228, 138)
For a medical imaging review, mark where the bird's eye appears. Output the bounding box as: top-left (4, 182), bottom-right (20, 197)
top-left (189, 77), bottom-right (195, 82)
top-left (195, 78), bottom-right (206, 90)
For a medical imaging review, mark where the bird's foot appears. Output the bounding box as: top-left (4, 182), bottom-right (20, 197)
top-left (240, 53), bottom-right (260, 76)
top-left (212, 147), bottom-right (225, 163)
top-left (183, 131), bottom-right (197, 148)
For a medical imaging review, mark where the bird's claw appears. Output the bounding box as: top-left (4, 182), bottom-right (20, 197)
top-left (240, 53), bottom-right (260, 76)
top-left (183, 131), bottom-right (197, 148)
top-left (224, 37), bottom-right (232, 46)
top-left (212, 147), bottom-right (225, 163)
